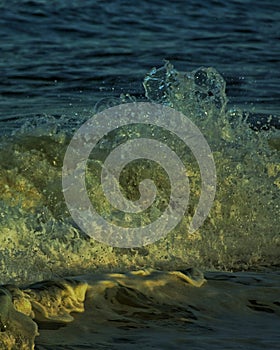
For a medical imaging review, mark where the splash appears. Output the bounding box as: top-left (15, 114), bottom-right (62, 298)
top-left (0, 63), bottom-right (279, 287)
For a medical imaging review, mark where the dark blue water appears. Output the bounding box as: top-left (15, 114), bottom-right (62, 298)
top-left (1, 0), bottom-right (280, 122)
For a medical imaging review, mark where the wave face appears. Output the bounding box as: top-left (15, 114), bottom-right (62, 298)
top-left (1, 269), bottom-right (280, 349)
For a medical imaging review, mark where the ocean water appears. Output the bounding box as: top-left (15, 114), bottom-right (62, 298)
top-left (0, 0), bottom-right (280, 349)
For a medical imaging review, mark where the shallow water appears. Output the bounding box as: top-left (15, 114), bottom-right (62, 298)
top-left (35, 271), bottom-right (280, 350)
top-left (0, 0), bottom-right (280, 349)
top-left (1, 269), bottom-right (280, 350)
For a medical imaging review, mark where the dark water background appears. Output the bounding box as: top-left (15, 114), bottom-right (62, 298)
top-left (1, 0), bottom-right (280, 124)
